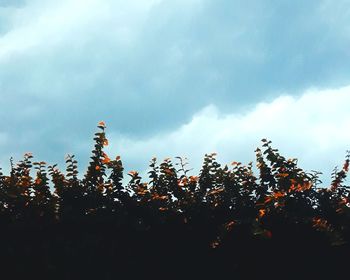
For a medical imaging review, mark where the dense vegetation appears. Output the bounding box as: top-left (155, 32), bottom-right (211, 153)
top-left (0, 122), bottom-right (349, 279)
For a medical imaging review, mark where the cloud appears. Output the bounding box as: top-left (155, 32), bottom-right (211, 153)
top-left (0, 0), bottom-right (350, 184)
top-left (1, 0), bottom-right (350, 134)
top-left (0, 132), bottom-right (8, 145)
top-left (0, 0), bottom-right (24, 8)
top-left (107, 84), bottom-right (350, 186)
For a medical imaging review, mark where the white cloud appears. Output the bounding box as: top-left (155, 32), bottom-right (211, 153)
top-left (1, 0), bottom-right (350, 186)
top-left (0, 0), bottom-right (163, 60)
top-left (107, 85), bottom-right (350, 186)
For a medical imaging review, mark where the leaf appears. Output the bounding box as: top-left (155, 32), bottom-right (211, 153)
top-left (224, 221), bottom-right (236, 231)
top-left (258, 209), bottom-right (266, 218)
top-left (273, 191), bottom-right (285, 199)
top-left (189, 176), bottom-right (198, 182)
top-left (276, 173), bottom-right (289, 178)
top-left (128, 170), bottom-right (138, 177)
top-left (98, 121), bottom-right (106, 128)
top-left (35, 178), bottom-right (42, 185)
top-left (102, 152), bottom-right (111, 163)
top-left (178, 177), bottom-right (188, 187)
top-left (207, 188), bottom-right (224, 196)
top-left (103, 139), bottom-right (109, 146)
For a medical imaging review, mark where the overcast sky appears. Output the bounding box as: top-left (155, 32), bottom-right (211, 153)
top-left (1, 0), bottom-right (350, 186)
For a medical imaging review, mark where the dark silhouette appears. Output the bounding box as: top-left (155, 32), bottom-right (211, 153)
top-left (0, 122), bottom-right (349, 279)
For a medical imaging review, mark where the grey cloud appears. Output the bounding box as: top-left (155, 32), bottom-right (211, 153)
top-left (1, 0), bottom-right (350, 173)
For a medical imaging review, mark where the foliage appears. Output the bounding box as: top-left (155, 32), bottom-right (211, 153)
top-left (0, 123), bottom-right (349, 279)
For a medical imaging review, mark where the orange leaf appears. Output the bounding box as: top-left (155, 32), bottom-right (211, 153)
top-left (273, 191), bottom-right (285, 199)
top-left (290, 179), bottom-right (297, 184)
top-left (178, 179), bottom-right (185, 187)
top-left (103, 139), bottom-right (109, 146)
top-left (98, 121), bottom-right (106, 127)
top-left (24, 152), bottom-right (33, 157)
top-left (35, 178), bottom-right (42, 185)
top-left (302, 182), bottom-right (312, 191)
top-left (189, 176), bottom-right (199, 182)
top-left (289, 184), bottom-right (296, 192)
top-left (258, 209), bottom-right (266, 218)
top-left (102, 152), bottom-right (111, 163)
top-left (128, 170), bottom-right (138, 176)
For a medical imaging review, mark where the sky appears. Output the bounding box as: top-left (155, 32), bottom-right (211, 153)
top-left (0, 0), bottom-right (350, 186)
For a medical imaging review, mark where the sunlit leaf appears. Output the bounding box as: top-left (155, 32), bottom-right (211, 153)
top-left (98, 121), bottom-right (106, 128)
top-left (258, 209), bottom-right (266, 218)
top-left (128, 170), bottom-right (138, 176)
top-left (276, 173), bottom-right (289, 178)
top-left (103, 138), bottom-right (109, 146)
top-left (35, 178), bottom-right (42, 185)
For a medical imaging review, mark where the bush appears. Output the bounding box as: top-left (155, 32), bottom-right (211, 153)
top-left (0, 122), bottom-right (349, 279)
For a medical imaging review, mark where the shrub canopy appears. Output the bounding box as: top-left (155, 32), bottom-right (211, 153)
top-left (0, 122), bottom-right (349, 279)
